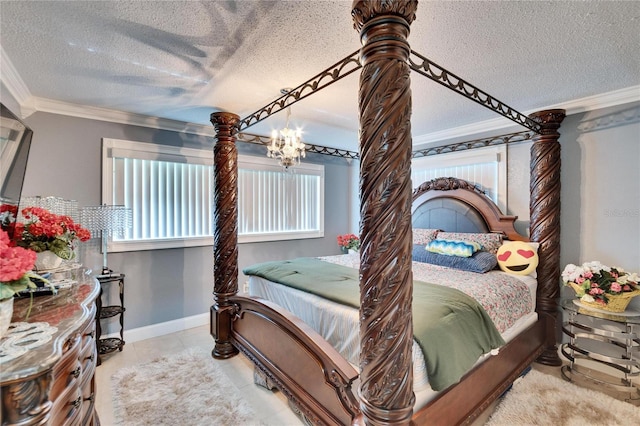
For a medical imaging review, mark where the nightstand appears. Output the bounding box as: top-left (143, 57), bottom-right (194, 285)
top-left (96, 272), bottom-right (126, 365)
top-left (561, 298), bottom-right (640, 397)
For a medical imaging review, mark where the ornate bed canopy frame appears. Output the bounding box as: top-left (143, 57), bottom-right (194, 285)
top-left (209, 1), bottom-right (565, 424)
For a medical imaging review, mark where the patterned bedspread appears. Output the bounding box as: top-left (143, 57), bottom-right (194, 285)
top-left (319, 253), bottom-right (533, 333)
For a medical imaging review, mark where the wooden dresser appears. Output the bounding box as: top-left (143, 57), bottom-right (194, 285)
top-left (1, 267), bottom-right (100, 426)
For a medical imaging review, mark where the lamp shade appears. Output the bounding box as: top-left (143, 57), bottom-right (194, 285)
top-left (20, 196), bottom-right (79, 221)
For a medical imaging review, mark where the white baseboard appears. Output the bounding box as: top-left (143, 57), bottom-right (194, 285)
top-left (101, 312), bottom-right (209, 344)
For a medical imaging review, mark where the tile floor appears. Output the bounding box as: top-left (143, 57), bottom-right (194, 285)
top-left (95, 325), bottom-right (639, 425)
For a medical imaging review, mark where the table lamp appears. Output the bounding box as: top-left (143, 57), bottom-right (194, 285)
top-left (80, 205), bottom-right (132, 276)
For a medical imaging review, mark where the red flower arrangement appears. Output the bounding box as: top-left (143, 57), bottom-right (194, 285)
top-left (13, 207), bottom-right (91, 260)
top-left (337, 233), bottom-right (360, 251)
top-left (0, 203), bottom-right (19, 237)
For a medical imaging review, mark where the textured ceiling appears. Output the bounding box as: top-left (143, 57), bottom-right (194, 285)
top-left (1, 1), bottom-right (639, 151)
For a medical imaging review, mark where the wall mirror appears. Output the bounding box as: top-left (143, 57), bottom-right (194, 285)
top-left (0, 103), bottom-right (33, 238)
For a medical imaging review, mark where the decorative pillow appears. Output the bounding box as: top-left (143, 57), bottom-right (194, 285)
top-left (426, 239), bottom-right (482, 258)
top-left (436, 232), bottom-right (503, 254)
top-left (412, 245), bottom-right (498, 273)
top-left (412, 228), bottom-right (441, 245)
top-left (496, 241), bottom-right (539, 276)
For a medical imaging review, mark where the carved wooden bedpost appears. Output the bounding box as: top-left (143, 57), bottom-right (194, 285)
top-left (352, 1), bottom-right (418, 424)
top-left (529, 108), bottom-right (566, 366)
top-left (210, 111), bottom-right (241, 359)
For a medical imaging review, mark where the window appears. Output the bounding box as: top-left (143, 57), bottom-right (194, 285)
top-left (102, 138), bottom-right (324, 252)
top-left (237, 156), bottom-right (324, 243)
top-left (411, 145), bottom-right (507, 212)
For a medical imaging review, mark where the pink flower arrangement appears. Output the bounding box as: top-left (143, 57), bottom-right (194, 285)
top-left (0, 229), bottom-right (50, 301)
top-left (562, 261), bottom-right (639, 306)
top-left (337, 233), bottom-right (360, 251)
top-left (13, 207), bottom-right (91, 260)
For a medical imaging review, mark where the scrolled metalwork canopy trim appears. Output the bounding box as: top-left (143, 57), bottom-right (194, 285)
top-left (236, 45), bottom-right (542, 160)
top-left (411, 130), bottom-right (535, 158)
top-left (239, 130), bottom-right (535, 161)
top-left (237, 132), bottom-right (359, 160)
top-left (408, 49), bottom-right (541, 133)
top-left (238, 50), bottom-right (362, 132)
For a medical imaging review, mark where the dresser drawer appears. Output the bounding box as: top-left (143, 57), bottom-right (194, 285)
top-left (49, 381), bottom-right (83, 426)
top-left (50, 337), bottom-right (82, 401)
top-left (80, 346), bottom-right (97, 390)
top-left (79, 332), bottom-right (96, 365)
top-left (80, 308), bottom-right (96, 348)
top-left (1, 273), bottom-right (100, 426)
top-left (80, 364), bottom-right (97, 425)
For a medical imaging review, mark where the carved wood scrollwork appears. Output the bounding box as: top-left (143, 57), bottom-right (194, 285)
top-left (1, 373), bottom-right (52, 425)
top-left (352, 1), bottom-right (418, 425)
top-left (529, 108), bottom-right (566, 366)
top-left (210, 111), bottom-right (241, 359)
top-left (210, 112), bottom-right (241, 298)
top-left (412, 176), bottom-right (485, 197)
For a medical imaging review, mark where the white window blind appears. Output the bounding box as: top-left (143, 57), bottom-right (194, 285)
top-left (411, 145), bottom-right (507, 211)
top-left (237, 156), bottom-right (324, 243)
top-left (102, 138), bottom-right (324, 252)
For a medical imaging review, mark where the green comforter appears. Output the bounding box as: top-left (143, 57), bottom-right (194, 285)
top-left (243, 257), bottom-right (505, 391)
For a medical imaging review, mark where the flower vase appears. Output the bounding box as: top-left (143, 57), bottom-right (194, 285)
top-left (0, 298), bottom-right (13, 338)
top-left (34, 250), bottom-right (63, 271)
top-left (579, 289), bottom-right (640, 313)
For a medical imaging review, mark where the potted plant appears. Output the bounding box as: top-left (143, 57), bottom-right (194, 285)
top-left (0, 230), bottom-right (53, 336)
top-left (12, 207), bottom-right (91, 270)
top-left (337, 233), bottom-right (360, 254)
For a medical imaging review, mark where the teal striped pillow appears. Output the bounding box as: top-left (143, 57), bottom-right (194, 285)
top-left (425, 239), bottom-right (481, 258)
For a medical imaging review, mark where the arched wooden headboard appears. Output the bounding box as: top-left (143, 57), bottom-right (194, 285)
top-left (411, 177), bottom-right (527, 241)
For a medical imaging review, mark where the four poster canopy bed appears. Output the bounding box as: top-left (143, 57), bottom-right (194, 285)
top-left (209, 1), bottom-right (566, 425)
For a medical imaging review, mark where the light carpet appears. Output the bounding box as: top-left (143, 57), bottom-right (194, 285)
top-left (485, 369), bottom-right (640, 426)
top-left (111, 347), bottom-right (260, 426)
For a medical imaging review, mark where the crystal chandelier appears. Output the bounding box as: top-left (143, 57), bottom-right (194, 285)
top-left (267, 93), bottom-right (305, 170)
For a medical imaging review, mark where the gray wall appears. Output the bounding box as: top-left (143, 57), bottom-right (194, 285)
top-left (559, 102), bottom-right (640, 277)
top-left (13, 99), bottom-right (640, 332)
top-left (20, 111), bottom-right (353, 331)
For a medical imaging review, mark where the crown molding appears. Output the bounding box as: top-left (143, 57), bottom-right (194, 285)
top-left (3, 46), bottom-right (638, 144)
top-left (413, 85), bottom-right (640, 146)
top-left (33, 97), bottom-right (216, 137)
top-left (0, 45), bottom-right (36, 118)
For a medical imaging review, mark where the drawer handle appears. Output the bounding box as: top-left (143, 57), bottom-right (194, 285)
top-left (85, 394), bottom-right (95, 402)
top-left (71, 396), bottom-right (82, 408)
top-left (70, 367), bottom-right (81, 378)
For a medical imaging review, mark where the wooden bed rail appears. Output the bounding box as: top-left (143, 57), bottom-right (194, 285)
top-left (414, 320), bottom-right (545, 426)
top-left (213, 294), bottom-right (546, 426)
top-left (225, 295), bottom-right (363, 425)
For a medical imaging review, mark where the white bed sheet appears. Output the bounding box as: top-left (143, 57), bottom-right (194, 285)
top-left (247, 255), bottom-right (537, 395)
